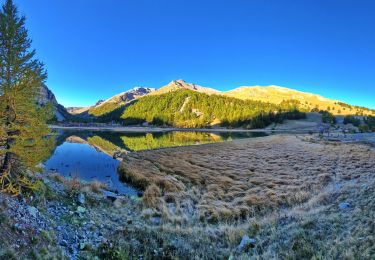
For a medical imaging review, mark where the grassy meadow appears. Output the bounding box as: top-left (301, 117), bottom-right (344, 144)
top-left (115, 135), bottom-right (375, 258)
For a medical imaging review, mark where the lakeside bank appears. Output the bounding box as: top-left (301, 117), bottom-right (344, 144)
top-left (1, 133), bottom-right (375, 259)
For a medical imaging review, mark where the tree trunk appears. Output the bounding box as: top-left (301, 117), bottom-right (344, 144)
top-left (0, 135), bottom-right (12, 175)
top-left (0, 147), bottom-right (5, 172)
top-left (0, 151), bottom-right (12, 174)
top-left (0, 102), bottom-right (17, 175)
top-left (0, 131), bottom-right (15, 175)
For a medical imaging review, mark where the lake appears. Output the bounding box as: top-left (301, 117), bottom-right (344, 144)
top-left (44, 130), bottom-right (268, 195)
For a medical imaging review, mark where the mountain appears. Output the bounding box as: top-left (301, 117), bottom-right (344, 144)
top-left (71, 87), bottom-right (156, 119)
top-left (67, 80), bottom-right (375, 123)
top-left (223, 85), bottom-right (374, 116)
top-left (120, 88), bottom-right (305, 128)
top-left (37, 84), bottom-right (70, 121)
top-left (148, 81), bottom-right (374, 116)
top-left (98, 86), bottom-right (156, 105)
top-left (149, 80), bottom-right (220, 96)
top-left (67, 107), bottom-right (89, 115)
top-left (224, 85), bottom-right (333, 103)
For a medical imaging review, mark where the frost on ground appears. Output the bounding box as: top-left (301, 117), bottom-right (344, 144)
top-left (120, 135), bottom-right (375, 222)
top-left (1, 134), bottom-right (375, 259)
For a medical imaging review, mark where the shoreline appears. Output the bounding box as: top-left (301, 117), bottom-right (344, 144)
top-left (49, 124), bottom-right (320, 133)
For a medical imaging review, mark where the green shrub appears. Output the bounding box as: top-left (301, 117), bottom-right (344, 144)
top-left (364, 116), bottom-right (375, 132)
top-left (321, 111), bottom-right (336, 124)
top-left (343, 115), bottom-right (361, 127)
top-left (96, 243), bottom-right (128, 260)
top-left (0, 249), bottom-right (16, 260)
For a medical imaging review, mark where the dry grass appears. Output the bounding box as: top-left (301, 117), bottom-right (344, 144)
top-left (34, 135), bottom-right (375, 259)
top-left (49, 173), bottom-right (108, 196)
top-left (116, 169), bottom-right (375, 259)
top-left (247, 174), bottom-right (375, 259)
top-left (143, 184), bottom-right (162, 208)
top-left (101, 173), bottom-right (375, 259)
top-left (34, 134), bottom-right (375, 259)
top-left (89, 180), bottom-right (108, 193)
top-left (224, 85), bottom-right (375, 116)
top-left (64, 176), bottom-right (82, 196)
top-left (49, 172), bottom-right (65, 183)
top-left (119, 135), bottom-right (375, 223)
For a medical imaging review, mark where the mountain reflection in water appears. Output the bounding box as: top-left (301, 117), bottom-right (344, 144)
top-left (44, 130), bottom-right (267, 195)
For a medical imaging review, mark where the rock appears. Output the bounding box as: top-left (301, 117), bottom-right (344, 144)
top-left (151, 217), bottom-right (161, 225)
top-left (113, 198), bottom-right (124, 208)
top-left (36, 163), bottom-right (45, 170)
top-left (79, 242), bottom-right (86, 250)
top-left (102, 190), bottom-right (119, 202)
top-left (77, 193), bottom-right (86, 205)
top-left (339, 202), bottom-right (350, 210)
top-left (76, 206), bottom-right (86, 214)
top-left (113, 151), bottom-right (124, 159)
top-left (131, 195), bottom-right (142, 202)
top-left (37, 84), bottom-right (69, 121)
top-left (14, 223), bottom-right (23, 231)
top-left (237, 235), bottom-right (256, 252)
top-left (27, 206), bottom-right (38, 218)
top-left (60, 240), bottom-right (68, 247)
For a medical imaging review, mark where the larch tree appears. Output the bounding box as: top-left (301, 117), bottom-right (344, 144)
top-left (0, 0), bottom-right (54, 194)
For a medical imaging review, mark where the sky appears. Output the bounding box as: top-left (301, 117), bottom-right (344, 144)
top-left (14, 0), bottom-right (375, 108)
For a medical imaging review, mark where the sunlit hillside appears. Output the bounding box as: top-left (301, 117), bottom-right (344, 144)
top-left (120, 89), bottom-right (306, 128)
top-left (76, 81), bottom-right (375, 121)
top-left (223, 85), bottom-right (375, 116)
top-left (148, 79), bottom-right (220, 96)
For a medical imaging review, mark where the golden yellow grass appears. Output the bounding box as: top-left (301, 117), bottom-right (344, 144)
top-left (224, 86), bottom-right (375, 116)
top-left (119, 135), bottom-right (375, 223)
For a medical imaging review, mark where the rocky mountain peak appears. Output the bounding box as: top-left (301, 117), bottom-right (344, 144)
top-left (130, 86), bottom-right (156, 95)
top-left (37, 84), bottom-right (70, 121)
top-left (154, 80), bottom-right (220, 95)
top-left (95, 100), bottom-right (105, 106)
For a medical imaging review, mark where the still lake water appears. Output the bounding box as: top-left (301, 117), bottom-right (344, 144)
top-left (44, 130), bottom-right (267, 195)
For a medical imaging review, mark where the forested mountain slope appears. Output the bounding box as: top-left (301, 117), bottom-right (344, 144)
top-left (65, 80), bottom-right (375, 124)
top-left (120, 89), bottom-right (306, 128)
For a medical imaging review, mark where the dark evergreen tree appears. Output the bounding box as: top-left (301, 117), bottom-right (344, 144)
top-left (321, 111), bottom-right (336, 125)
top-left (0, 0), bottom-right (54, 194)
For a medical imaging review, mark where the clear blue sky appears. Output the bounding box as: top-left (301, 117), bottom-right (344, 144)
top-left (15, 0), bottom-right (375, 108)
